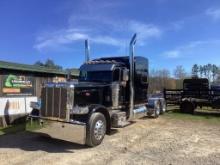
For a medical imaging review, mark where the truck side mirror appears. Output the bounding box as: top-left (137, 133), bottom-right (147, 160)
top-left (122, 69), bottom-right (129, 81)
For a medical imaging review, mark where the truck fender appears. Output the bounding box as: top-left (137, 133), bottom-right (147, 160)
top-left (88, 104), bottom-right (111, 134)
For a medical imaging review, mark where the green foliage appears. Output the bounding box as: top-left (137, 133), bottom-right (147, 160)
top-left (192, 64), bottom-right (199, 77)
top-left (164, 111), bottom-right (220, 124)
top-left (34, 59), bottom-right (63, 70)
top-left (34, 60), bottom-right (44, 67)
top-left (0, 120), bottom-right (40, 135)
top-left (150, 63), bottom-right (219, 92)
top-left (193, 64), bottom-right (219, 82)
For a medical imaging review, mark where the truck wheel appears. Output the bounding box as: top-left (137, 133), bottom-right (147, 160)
top-left (86, 112), bottom-right (106, 147)
top-left (180, 101), bottom-right (194, 114)
top-left (153, 101), bottom-right (160, 118)
top-left (160, 100), bottom-right (166, 115)
top-left (31, 109), bottom-right (40, 116)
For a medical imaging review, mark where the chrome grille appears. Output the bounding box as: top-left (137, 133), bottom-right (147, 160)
top-left (41, 87), bottom-right (67, 119)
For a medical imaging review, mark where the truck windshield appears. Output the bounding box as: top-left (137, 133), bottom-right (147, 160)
top-left (79, 71), bottom-right (113, 82)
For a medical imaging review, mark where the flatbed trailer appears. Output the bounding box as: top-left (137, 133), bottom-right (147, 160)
top-left (164, 78), bottom-right (220, 113)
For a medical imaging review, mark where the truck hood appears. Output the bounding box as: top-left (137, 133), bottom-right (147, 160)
top-left (44, 81), bottom-right (109, 107)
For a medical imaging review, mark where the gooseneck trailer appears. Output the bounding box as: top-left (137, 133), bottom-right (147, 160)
top-left (30, 34), bottom-right (166, 147)
top-left (164, 78), bottom-right (220, 114)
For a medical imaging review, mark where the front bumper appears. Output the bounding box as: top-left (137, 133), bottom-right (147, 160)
top-left (29, 115), bottom-right (86, 145)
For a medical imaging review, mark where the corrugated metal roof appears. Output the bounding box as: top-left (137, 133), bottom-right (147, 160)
top-left (0, 60), bottom-right (79, 76)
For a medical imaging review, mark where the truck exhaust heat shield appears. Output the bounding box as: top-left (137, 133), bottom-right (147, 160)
top-left (85, 39), bottom-right (90, 62)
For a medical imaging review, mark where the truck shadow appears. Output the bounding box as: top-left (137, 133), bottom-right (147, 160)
top-left (0, 127), bottom-right (123, 153)
top-left (108, 128), bottom-right (119, 135)
top-left (0, 131), bottom-right (87, 153)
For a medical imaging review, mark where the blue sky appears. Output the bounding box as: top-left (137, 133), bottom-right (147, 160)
top-left (0, 0), bottom-right (220, 73)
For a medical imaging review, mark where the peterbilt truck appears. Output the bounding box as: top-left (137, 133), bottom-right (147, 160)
top-left (30, 34), bottom-right (165, 147)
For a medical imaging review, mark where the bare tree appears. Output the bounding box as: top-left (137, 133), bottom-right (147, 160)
top-left (173, 65), bottom-right (187, 79)
top-left (149, 69), bottom-right (175, 93)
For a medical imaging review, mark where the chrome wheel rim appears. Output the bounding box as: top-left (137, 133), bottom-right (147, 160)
top-left (156, 103), bottom-right (160, 115)
top-left (162, 104), bottom-right (166, 112)
top-left (94, 120), bottom-right (105, 140)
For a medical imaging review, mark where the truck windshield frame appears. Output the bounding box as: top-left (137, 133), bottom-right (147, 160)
top-left (79, 70), bottom-right (113, 82)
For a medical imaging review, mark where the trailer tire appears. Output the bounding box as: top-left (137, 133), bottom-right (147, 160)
top-left (86, 112), bottom-right (106, 147)
top-left (180, 101), bottom-right (194, 114)
top-left (153, 100), bottom-right (160, 118)
top-left (160, 100), bottom-right (166, 115)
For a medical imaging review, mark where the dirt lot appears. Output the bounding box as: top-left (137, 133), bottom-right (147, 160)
top-left (0, 113), bottom-right (220, 165)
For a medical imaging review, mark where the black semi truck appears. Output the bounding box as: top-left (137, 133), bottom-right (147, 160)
top-left (164, 78), bottom-right (220, 114)
top-left (30, 34), bottom-right (166, 147)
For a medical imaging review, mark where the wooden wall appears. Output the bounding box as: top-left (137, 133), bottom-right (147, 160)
top-left (0, 69), bottom-right (71, 98)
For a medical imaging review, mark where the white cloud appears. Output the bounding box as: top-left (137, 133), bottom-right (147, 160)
top-left (128, 21), bottom-right (162, 44)
top-left (34, 19), bottom-right (162, 51)
top-left (34, 30), bottom-right (89, 50)
top-left (206, 8), bottom-right (220, 20)
top-left (162, 39), bottom-right (220, 59)
top-left (91, 36), bottom-right (125, 46)
top-left (34, 28), bottom-right (126, 51)
top-left (34, 0), bottom-right (162, 51)
top-left (163, 50), bottom-right (180, 58)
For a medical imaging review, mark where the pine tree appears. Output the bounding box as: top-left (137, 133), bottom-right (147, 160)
top-left (192, 64), bottom-right (199, 77)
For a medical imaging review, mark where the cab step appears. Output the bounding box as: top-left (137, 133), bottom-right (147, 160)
top-left (111, 111), bottom-right (130, 128)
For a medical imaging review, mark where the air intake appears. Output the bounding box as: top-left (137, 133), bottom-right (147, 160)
top-left (85, 39), bottom-right (90, 62)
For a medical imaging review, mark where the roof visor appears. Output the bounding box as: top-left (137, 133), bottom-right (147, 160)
top-left (80, 63), bottom-right (116, 71)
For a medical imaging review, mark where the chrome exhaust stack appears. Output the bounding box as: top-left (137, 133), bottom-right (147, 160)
top-left (128, 33), bottom-right (137, 121)
top-left (85, 39), bottom-right (90, 62)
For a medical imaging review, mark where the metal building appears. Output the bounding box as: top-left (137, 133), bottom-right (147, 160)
top-left (0, 60), bottom-right (78, 127)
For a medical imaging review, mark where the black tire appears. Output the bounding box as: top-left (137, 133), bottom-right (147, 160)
top-left (180, 101), bottom-right (194, 114)
top-left (160, 100), bottom-right (166, 115)
top-left (153, 101), bottom-right (160, 118)
top-left (31, 109), bottom-right (40, 116)
top-left (86, 112), bottom-right (106, 147)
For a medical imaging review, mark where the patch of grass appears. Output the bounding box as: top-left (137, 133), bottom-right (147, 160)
top-left (0, 124), bottom-right (25, 135)
top-left (164, 110), bottom-right (220, 124)
top-left (0, 120), bottom-right (40, 136)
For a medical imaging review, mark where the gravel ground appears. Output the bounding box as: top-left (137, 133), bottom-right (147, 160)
top-left (0, 115), bottom-right (220, 165)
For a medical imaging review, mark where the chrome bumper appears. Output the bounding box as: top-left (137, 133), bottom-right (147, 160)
top-left (29, 116), bottom-right (86, 145)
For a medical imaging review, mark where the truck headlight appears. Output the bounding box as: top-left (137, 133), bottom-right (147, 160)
top-left (71, 106), bottom-right (89, 114)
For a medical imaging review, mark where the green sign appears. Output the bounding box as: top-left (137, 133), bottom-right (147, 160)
top-left (3, 74), bottom-right (34, 96)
